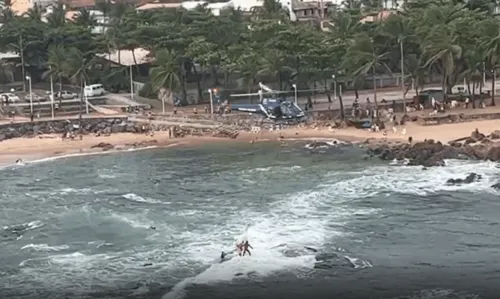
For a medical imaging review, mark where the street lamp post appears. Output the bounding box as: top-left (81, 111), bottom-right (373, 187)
top-left (26, 76), bottom-right (33, 116)
top-left (400, 38), bottom-right (406, 114)
top-left (332, 74), bottom-right (337, 102)
top-left (129, 65), bottom-right (134, 100)
top-left (49, 74), bottom-right (55, 119)
top-left (208, 89), bottom-right (214, 117)
top-left (292, 84), bottom-right (297, 105)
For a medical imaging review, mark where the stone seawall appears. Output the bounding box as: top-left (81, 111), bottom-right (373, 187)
top-left (0, 116), bottom-right (241, 142)
top-left (0, 117), bottom-right (129, 142)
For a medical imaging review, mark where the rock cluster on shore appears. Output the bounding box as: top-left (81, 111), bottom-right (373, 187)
top-left (0, 117), bottom-right (240, 142)
top-left (366, 129), bottom-right (500, 167)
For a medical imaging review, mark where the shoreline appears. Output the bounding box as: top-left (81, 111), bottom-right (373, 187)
top-left (0, 130), bottom-right (348, 167)
top-left (3, 117), bottom-right (500, 167)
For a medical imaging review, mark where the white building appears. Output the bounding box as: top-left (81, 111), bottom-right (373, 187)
top-left (228, 0), bottom-right (297, 20)
top-left (207, 2), bottom-right (234, 16)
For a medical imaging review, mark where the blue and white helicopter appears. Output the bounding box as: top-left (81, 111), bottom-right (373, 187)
top-left (228, 82), bottom-right (305, 121)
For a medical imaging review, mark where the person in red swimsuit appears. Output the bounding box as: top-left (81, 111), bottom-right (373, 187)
top-left (242, 240), bottom-right (253, 256)
top-left (236, 242), bottom-right (243, 256)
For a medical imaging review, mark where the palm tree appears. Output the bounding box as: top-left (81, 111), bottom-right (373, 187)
top-left (461, 47), bottom-right (484, 108)
top-left (73, 9), bottom-right (97, 28)
top-left (378, 13), bottom-right (415, 114)
top-left (235, 52), bottom-right (265, 102)
top-left (149, 49), bottom-right (181, 114)
top-left (254, 0), bottom-right (290, 21)
top-left (0, 7), bottom-right (15, 24)
top-left (418, 4), bottom-right (466, 100)
top-left (479, 18), bottom-right (500, 106)
top-left (25, 3), bottom-right (43, 21)
top-left (46, 3), bottom-right (67, 28)
top-left (343, 32), bottom-right (391, 119)
top-left (259, 50), bottom-right (294, 90)
top-left (95, 0), bottom-right (112, 32)
top-left (0, 60), bottom-right (15, 84)
top-left (62, 48), bottom-right (93, 134)
top-left (329, 10), bottom-right (361, 97)
top-left (43, 45), bottom-right (67, 94)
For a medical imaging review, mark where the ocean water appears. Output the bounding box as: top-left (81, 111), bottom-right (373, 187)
top-left (1, 142), bottom-right (500, 299)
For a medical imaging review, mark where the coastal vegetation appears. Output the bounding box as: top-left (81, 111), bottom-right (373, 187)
top-left (0, 0), bottom-right (500, 109)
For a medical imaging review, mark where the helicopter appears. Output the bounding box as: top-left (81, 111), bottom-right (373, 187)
top-left (228, 82), bottom-right (305, 121)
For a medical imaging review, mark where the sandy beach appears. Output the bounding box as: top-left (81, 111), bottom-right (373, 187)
top-left (2, 116), bottom-right (500, 166)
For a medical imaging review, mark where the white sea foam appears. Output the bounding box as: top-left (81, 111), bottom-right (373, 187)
top-left (122, 193), bottom-right (162, 204)
top-left (387, 289), bottom-right (481, 299)
top-left (344, 255), bottom-right (373, 269)
top-left (4, 220), bottom-right (44, 231)
top-left (242, 165), bottom-right (303, 175)
top-left (108, 213), bottom-right (152, 229)
top-left (324, 159), bottom-right (500, 198)
top-left (162, 179), bottom-right (378, 299)
top-left (21, 243), bottom-right (69, 252)
top-left (0, 144), bottom-right (166, 171)
top-left (97, 171), bottom-right (117, 179)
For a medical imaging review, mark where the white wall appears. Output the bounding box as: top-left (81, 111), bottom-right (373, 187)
top-left (278, 0), bottom-right (296, 21)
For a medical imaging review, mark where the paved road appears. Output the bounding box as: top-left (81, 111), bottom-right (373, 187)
top-left (298, 80), bottom-right (500, 111)
top-left (105, 93), bottom-right (143, 106)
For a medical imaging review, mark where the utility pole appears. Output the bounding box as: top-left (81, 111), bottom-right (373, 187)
top-left (319, 0), bottom-right (324, 19)
top-left (400, 38), bottom-right (406, 115)
top-left (20, 35), bottom-right (26, 92)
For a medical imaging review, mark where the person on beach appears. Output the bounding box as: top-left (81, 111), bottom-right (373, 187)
top-left (242, 240), bottom-right (253, 256)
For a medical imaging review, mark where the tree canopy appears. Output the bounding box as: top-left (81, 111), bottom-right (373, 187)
top-left (0, 0), bottom-right (499, 105)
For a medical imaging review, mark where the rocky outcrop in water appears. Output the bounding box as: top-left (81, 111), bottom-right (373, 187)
top-left (91, 142), bottom-right (115, 151)
top-left (212, 129), bottom-right (239, 139)
top-left (446, 173), bottom-right (482, 185)
top-left (125, 140), bottom-right (158, 148)
top-left (491, 183), bottom-right (500, 189)
top-left (367, 130), bottom-right (500, 167)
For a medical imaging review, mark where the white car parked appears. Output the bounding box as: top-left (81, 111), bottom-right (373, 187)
top-left (0, 93), bottom-right (20, 103)
top-left (56, 90), bottom-right (78, 99)
top-left (84, 84), bottom-right (105, 97)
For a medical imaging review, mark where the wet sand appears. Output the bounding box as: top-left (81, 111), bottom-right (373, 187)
top-left (1, 118), bottom-right (500, 166)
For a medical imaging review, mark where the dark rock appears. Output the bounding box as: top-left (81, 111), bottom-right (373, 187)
top-left (304, 246), bottom-right (318, 252)
top-left (212, 129), bottom-right (239, 139)
top-left (103, 127), bottom-right (112, 135)
top-left (125, 124), bottom-right (136, 133)
top-left (446, 173), bottom-right (481, 185)
top-left (491, 183), bottom-right (500, 189)
top-left (471, 129), bottom-right (486, 142)
top-left (315, 253), bottom-right (339, 261)
top-left (111, 124), bottom-right (125, 133)
top-left (126, 140), bottom-right (158, 148)
top-left (306, 141), bottom-right (330, 149)
top-left (486, 146), bottom-right (500, 161)
top-left (367, 138), bottom-right (491, 167)
top-left (314, 252), bottom-right (353, 269)
top-left (464, 138), bottom-right (475, 145)
top-left (490, 130), bottom-right (500, 139)
top-left (91, 142), bottom-right (114, 151)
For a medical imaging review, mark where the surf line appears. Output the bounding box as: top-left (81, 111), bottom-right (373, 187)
top-left (2, 142), bottom-right (184, 169)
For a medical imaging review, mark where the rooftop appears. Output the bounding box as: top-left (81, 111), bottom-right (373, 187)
top-left (136, 2), bottom-right (181, 10)
top-left (0, 52), bottom-right (20, 60)
top-left (96, 48), bottom-right (152, 66)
